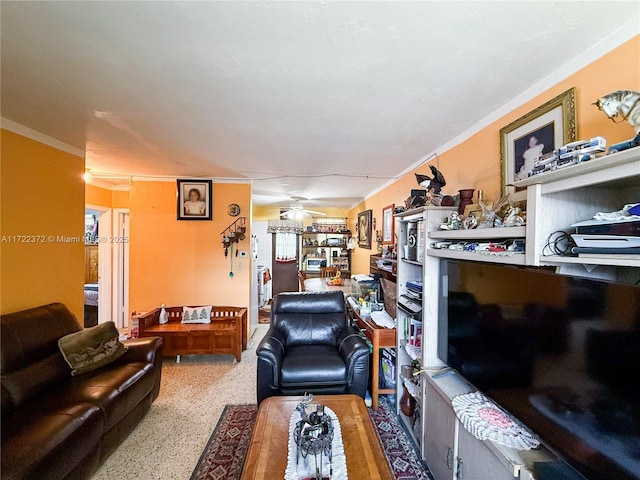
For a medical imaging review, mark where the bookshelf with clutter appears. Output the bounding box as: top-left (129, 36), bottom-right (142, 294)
top-left (387, 89), bottom-right (640, 476)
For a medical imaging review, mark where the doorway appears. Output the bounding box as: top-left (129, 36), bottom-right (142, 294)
top-left (83, 206), bottom-right (129, 329)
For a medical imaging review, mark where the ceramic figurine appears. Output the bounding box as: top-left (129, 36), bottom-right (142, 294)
top-left (440, 212), bottom-right (462, 230)
top-left (415, 165), bottom-right (446, 195)
top-left (593, 90), bottom-right (640, 134)
top-left (159, 304), bottom-right (168, 324)
top-left (504, 206), bottom-right (525, 227)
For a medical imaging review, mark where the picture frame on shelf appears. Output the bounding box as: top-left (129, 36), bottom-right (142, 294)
top-left (382, 204), bottom-right (395, 245)
top-left (176, 179), bottom-right (212, 220)
top-left (357, 209), bottom-right (373, 249)
top-left (500, 88), bottom-right (576, 195)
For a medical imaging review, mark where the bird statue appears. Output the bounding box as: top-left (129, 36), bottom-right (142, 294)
top-left (415, 165), bottom-right (446, 194)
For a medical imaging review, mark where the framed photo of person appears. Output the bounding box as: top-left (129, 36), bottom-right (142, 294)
top-left (382, 204), bottom-right (395, 245)
top-left (500, 88), bottom-right (576, 195)
top-left (177, 179), bottom-right (213, 220)
top-left (358, 210), bottom-right (373, 249)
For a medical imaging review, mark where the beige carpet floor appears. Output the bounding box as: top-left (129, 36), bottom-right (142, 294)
top-left (91, 325), bottom-right (269, 480)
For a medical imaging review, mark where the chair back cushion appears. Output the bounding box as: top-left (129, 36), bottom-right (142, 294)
top-left (272, 292), bottom-right (347, 347)
top-left (1, 303), bottom-right (81, 412)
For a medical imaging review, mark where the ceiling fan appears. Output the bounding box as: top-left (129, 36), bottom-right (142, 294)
top-left (280, 196), bottom-right (326, 219)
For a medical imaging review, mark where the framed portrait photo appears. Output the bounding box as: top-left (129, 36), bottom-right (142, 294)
top-left (177, 179), bottom-right (213, 220)
top-left (382, 204), bottom-right (395, 245)
top-left (357, 210), bottom-right (373, 249)
top-left (500, 88), bottom-right (576, 195)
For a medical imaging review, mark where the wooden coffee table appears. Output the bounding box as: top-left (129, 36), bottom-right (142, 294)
top-left (241, 394), bottom-right (394, 480)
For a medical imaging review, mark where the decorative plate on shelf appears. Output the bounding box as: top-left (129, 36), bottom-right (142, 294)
top-left (227, 203), bottom-right (241, 217)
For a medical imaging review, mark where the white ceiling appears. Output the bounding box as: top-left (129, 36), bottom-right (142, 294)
top-left (2, 1), bottom-right (638, 207)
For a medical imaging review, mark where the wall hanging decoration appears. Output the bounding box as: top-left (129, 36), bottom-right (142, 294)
top-left (177, 179), bottom-right (213, 220)
top-left (358, 210), bottom-right (373, 249)
top-left (382, 204), bottom-right (395, 245)
top-left (500, 88), bottom-right (576, 195)
top-left (227, 203), bottom-right (241, 217)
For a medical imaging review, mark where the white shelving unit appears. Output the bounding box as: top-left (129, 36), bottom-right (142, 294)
top-left (423, 147), bottom-right (640, 283)
top-left (526, 146), bottom-right (640, 282)
top-left (394, 206), bottom-right (454, 455)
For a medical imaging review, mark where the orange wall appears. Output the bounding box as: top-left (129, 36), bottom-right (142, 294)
top-left (349, 35), bottom-right (640, 276)
top-left (85, 183), bottom-right (129, 209)
top-left (1, 129), bottom-right (85, 320)
top-left (112, 189), bottom-right (129, 209)
top-left (129, 181), bottom-right (251, 312)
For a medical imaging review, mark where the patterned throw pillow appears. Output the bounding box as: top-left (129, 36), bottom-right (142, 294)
top-left (58, 321), bottom-right (127, 376)
top-left (181, 306), bottom-right (213, 324)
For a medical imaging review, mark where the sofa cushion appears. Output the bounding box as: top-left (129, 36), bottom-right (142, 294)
top-left (58, 321), bottom-right (127, 376)
top-left (1, 303), bottom-right (81, 413)
top-left (281, 345), bottom-right (347, 388)
top-left (69, 362), bottom-right (155, 430)
top-left (181, 305), bottom-right (213, 324)
top-left (1, 354), bottom-right (69, 411)
top-left (1, 402), bottom-right (103, 480)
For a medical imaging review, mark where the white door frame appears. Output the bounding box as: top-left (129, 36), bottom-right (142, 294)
top-left (86, 204), bottom-right (112, 324)
top-left (112, 209), bottom-right (130, 328)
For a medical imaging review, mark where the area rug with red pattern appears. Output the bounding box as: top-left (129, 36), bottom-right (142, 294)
top-left (190, 397), bottom-right (433, 480)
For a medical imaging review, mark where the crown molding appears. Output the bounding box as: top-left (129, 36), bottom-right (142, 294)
top-left (1, 118), bottom-right (85, 158)
top-left (129, 175), bottom-right (251, 184)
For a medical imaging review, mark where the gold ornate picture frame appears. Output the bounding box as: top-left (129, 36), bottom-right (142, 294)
top-left (500, 88), bottom-right (576, 195)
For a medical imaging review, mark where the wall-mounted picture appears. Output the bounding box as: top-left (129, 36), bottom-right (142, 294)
top-left (358, 209), bottom-right (372, 249)
top-left (177, 179), bottom-right (212, 220)
top-left (500, 88), bottom-right (576, 194)
top-left (382, 204), bottom-right (395, 245)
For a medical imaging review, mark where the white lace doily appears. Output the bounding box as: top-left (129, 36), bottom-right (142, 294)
top-left (452, 391), bottom-right (540, 450)
top-left (285, 406), bottom-right (348, 480)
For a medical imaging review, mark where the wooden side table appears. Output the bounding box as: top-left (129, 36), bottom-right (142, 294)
top-left (349, 305), bottom-right (396, 410)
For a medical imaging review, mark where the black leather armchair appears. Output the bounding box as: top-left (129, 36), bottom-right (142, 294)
top-left (257, 291), bottom-right (370, 404)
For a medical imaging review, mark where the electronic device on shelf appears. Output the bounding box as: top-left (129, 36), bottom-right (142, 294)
top-left (571, 235), bottom-right (640, 249)
top-left (398, 294), bottom-right (422, 317)
top-left (443, 261), bottom-right (640, 480)
top-left (571, 219), bottom-right (640, 236)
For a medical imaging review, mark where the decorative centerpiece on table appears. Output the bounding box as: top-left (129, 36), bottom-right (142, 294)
top-left (325, 270), bottom-right (344, 286)
top-left (286, 393), bottom-right (348, 480)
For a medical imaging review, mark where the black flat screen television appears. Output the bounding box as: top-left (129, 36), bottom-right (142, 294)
top-left (445, 261), bottom-right (640, 480)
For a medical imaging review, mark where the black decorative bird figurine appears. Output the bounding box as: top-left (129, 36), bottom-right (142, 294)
top-left (415, 165), bottom-right (446, 194)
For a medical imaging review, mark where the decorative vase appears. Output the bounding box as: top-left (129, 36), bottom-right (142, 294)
top-left (400, 384), bottom-right (416, 417)
top-left (159, 304), bottom-right (168, 325)
top-left (458, 189), bottom-right (475, 215)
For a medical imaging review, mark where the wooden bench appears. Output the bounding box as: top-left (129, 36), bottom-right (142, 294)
top-left (137, 306), bottom-right (247, 362)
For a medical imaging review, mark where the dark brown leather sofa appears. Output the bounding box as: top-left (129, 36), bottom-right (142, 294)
top-left (1, 303), bottom-right (163, 480)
